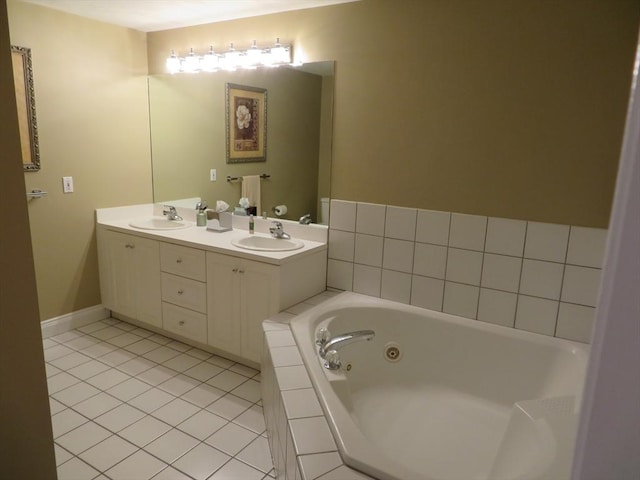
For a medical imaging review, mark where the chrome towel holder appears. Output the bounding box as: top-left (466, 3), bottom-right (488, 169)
top-left (26, 189), bottom-right (48, 199)
top-left (226, 173), bottom-right (270, 182)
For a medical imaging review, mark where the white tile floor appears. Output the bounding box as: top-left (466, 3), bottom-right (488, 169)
top-left (44, 317), bottom-right (275, 480)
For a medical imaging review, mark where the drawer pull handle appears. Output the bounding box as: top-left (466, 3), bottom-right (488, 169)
top-left (232, 268), bottom-right (238, 273)
top-left (177, 289), bottom-right (184, 295)
top-left (176, 258), bottom-right (183, 264)
top-left (238, 269), bottom-right (245, 274)
top-left (179, 320), bottom-right (185, 326)
top-left (125, 243), bottom-right (135, 249)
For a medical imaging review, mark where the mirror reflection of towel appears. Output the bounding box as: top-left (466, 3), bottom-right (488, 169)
top-left (242, 175), bottom-right (261, 214)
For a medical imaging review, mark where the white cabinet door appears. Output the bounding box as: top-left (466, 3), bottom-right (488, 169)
top-left (131, 236), bottom-right (162, 327)
top-left (206, 252), bottom-right (242, 354)
top-left (240, 259), bottom-right (279, 363)
top-left (98, 229), bottom-right (161, 328)
top-left (99, 229), bottom-right (136, 319)
top-left (206, 252), bottom-right (279, 364)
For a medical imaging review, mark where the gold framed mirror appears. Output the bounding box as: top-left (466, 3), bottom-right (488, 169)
top-left (11, 45), bottom-right (40, 171)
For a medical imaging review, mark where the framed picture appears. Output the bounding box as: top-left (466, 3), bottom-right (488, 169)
top-left (226, 83), bottom-right (267, 163)
top-left (11, 45), bottom-right (40, 171)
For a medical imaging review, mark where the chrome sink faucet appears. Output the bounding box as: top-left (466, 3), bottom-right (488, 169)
top-left (163, 205), bottom-right (183, 221)
top-left (318, 330), bottom-right (376, 370)
top-left (299, 214), bottom-right (312, 225)
top-left (269, 221), bottom-right (291, 239)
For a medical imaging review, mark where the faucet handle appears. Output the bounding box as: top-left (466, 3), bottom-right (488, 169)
top-left (323, 350), bottom-right (342, 370)
top-left (315, 327), bottom-right (331, 347)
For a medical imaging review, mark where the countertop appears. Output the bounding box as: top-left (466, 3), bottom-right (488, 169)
top-left (96, 203), bottom-right (328, 266)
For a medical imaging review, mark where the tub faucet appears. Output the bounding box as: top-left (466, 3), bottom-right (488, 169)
top-left (319, 330), bottom-right (375, 370)
top-left (163, 205), bottom-right (183, 221)
top-left (269, 221), bottom-right (291, 239)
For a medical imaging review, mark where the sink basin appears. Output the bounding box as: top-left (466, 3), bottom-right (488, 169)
top-left (129, 217), bottom-right (191, 230)
top-left (232, 235), bottom-right (304, 252)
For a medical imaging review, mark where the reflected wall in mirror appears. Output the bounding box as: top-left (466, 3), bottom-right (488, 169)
top-left (11, 45), bottom-right (40, 171)
top-left (149, 61), bottom-right (334, 223)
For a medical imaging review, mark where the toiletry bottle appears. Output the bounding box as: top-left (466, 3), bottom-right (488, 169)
top-left (197, 209), bottom-right (206, 226)
top-left (249, 214), bottom-right (254, 234)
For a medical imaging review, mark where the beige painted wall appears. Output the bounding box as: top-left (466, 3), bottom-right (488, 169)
top-left (148, 0), bottom-right (640, 228)
top-left (8, 0), bottom-right (153, 320)
top-left (4, 0), bottom-right (638, 322)
top-left (150, 67), bottom-right (322, 220)
top-left (0, 0), bottom-right (56, 476)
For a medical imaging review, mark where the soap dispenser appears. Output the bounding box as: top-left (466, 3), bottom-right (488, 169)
top-left (196, 200), bottom-right (208, 227)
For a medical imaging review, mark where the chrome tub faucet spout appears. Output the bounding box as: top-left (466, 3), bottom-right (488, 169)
top-left (319, 330), bottom-right (376, 370)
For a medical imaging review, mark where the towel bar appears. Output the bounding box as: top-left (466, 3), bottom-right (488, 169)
top-left (226, 173), bottom-right (270, 182)
top-left (26, 189), bottom-right (48, 199)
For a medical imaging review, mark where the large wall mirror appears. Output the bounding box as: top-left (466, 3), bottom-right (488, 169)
top-left (148, 61), bottom-right (334, 223)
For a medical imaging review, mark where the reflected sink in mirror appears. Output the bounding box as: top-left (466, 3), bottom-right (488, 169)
top-left (232, 235), bottom-right (304, 252)
top-left (129, 217), bottom-right (191, 230)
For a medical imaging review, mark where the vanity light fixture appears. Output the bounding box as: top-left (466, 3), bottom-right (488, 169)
top-left (165, 38), bottom-right (293, 74)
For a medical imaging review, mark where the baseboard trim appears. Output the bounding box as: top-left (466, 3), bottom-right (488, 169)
top-left (41, 305), bottom-right (110, 338)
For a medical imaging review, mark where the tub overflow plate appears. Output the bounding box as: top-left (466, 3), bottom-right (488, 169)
top-left (384, 342), bottom-right (402, 362)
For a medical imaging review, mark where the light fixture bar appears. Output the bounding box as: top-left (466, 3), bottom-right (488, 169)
top-left (166, 39), bottom-right (292, 74)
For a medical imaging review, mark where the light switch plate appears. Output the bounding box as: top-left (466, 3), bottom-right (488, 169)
top-left (210, 169), bottom-right (217, 182)
top-left (62, 176), bottom-right (74, 193)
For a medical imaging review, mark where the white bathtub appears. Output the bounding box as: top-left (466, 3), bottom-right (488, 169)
top-left (290, 292), bottom-right (589, 480)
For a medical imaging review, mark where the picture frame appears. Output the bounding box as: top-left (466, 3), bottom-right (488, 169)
top-left (225, 83), bottom-right (267, 163)
top-left (11, 45), bottom-right (40, 172)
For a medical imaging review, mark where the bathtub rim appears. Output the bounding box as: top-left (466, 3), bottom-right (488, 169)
top-left (290, 291), bottom-right (590, 480)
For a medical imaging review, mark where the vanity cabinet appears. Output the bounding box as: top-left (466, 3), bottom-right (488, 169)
top-left (97, 229), bottom-right (162, 328)
top-left (97, 210), bottom-right (328, 366)
top-left (206, 252), bottom-right (279, 364)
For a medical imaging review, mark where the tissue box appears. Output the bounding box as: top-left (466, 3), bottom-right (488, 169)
top-left (206, 211), bottom-right (232, 232)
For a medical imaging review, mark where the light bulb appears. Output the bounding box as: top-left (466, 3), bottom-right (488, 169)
top-left (245, 40), bottom-right (262, 68)
top-left (166, 49), bottom-right (181, 74)
top-left (270, 38), bottom-right (291, 65)
top-left (182, 47), bottom-right (200, 73)
top-left (223, 43), bottom-right (240, 70)
top-left (201, 45), bottom-right (218, 72)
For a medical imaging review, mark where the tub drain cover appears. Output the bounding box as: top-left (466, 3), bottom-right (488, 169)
top-left (384, 342), bottom-right (402, 362)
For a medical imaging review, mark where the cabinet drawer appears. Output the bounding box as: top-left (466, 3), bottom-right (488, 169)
top-left (161, 272), bottom-right (207, 313)
top-left (162, 303), bottom-right (207, 343)
top-left (160, 243), bottom-right (206, 281)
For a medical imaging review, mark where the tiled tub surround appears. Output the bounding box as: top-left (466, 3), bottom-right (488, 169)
top-left (327, 200), bottom-right (608, 343)
top-left (261, 308), bottom-right (373, 480)
top-left (262, 292), bottom-right (589, 480)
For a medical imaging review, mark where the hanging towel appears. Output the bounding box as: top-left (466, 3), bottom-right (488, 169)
top-left (242, 175), bottom-right (261, 214)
